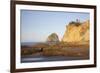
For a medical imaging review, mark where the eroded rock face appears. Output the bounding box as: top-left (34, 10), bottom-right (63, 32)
top-left (62, 20), bottom-right (90, 42)
top-left (46, 33), bottom-right (59, 43)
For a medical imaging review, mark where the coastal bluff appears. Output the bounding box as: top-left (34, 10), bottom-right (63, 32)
top-left (62, 20), bottom-right (90, 43)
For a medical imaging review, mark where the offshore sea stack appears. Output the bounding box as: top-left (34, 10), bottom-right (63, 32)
top-left (46, 33), bottom-right (59, 43)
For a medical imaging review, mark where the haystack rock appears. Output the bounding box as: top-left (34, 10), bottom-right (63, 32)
top-left (62, 20), bottom-right (90, 42)
top-left (46, 33), bottom-right (59, 43)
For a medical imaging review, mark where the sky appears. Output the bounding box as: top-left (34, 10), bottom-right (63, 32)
top-left (21, 10), bottom-right (89, 43)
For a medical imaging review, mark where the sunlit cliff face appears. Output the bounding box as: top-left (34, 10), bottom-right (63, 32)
top-left (62, 20), bottom-right (90, 42)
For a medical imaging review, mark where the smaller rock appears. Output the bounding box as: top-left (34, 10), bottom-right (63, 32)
top-left (46, 33), bottom-right (59, 44)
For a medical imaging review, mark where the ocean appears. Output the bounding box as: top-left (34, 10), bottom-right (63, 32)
top-left (21, 55), bottom-right (89, 63)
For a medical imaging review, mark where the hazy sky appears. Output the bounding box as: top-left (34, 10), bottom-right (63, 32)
top-left (21, 10), bottom-right (89, 43)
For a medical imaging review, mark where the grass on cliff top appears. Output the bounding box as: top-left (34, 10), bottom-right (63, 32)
top-left (69, 21), bottom-right (82, 26)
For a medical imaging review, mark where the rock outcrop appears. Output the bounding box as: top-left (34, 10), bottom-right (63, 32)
top-left (43, 20), bottom-right (89, 57)
top-left (62, 20), bottom-right (90, 42)
top-left (46, 33), bottom-right (59, 43)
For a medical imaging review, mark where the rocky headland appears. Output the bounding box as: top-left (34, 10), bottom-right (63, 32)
top-left (21, 20), bottom-right (90, 58)
top-left (43, 20), bottom-right (90, 57)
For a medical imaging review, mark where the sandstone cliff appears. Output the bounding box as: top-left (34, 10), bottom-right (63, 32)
top-left (62, 20), bottom-right (90, 43)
